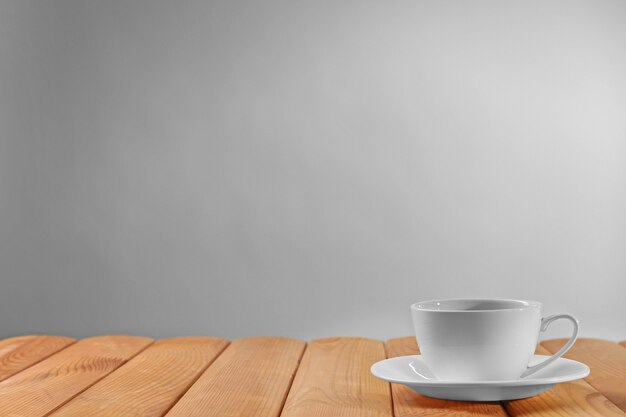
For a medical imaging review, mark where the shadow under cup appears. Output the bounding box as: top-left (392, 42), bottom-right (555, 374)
top-left (411, 299), bottom-right (543, 381)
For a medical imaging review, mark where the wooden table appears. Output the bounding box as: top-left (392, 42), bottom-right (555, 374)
top-left (0, 335), bottom-right (625, 416)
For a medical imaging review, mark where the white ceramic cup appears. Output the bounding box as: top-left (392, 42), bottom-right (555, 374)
top-left (411, 299), bottom-right (579, 381)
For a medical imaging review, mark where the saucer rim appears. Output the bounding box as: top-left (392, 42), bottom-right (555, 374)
top-left (370, 354), bottom-right (590, 387)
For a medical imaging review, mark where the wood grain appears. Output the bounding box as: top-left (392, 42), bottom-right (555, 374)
top-left (0, 335), bottom-right (75, 381)
top-left (542, 338), bottom-right (626, 413)
top-left (386, 336), bottom-right (507, 417)
top-left (280, 337), bottom-right (392, 417)
top-left (51, 337), bottom-right (229, 417)
top-left (504, 345), bottom-right (626, 417)
top-left (165, 337), bottom-right (305, 417)
top-left (0, 335), bottom-right (152, 417)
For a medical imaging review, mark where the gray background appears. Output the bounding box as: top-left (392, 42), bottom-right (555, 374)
top-left (1, 0), bottom-right (625, 341)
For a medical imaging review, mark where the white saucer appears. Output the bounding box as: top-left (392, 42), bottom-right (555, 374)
top-left (371, 354), bottom-right (590, 401)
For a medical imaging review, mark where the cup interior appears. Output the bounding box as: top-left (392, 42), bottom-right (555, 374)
top-left (412, 298), bottom-right (540, 312)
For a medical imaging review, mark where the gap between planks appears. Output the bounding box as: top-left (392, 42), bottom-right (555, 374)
top-left (166, 337), bottom-right (306, 417)
top-left (542, 338), bottom-right (626, 414)
top-left (50, 337), bottom-right (229, 417)
top-left (281, 337), bottom-right (393, 417)
top-left (503, 344), bottom-right (626, 417)
top-left (0, 335), bottom-right (153, 417)
top-left (0, 335), bottom-right (76, 382)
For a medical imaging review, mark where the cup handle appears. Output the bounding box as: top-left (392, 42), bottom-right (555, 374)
top-left (520, 314), bottom-right (579, 378)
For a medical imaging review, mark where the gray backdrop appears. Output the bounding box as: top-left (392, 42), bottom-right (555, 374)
top-left (1, 0), bottom-right (625, 341)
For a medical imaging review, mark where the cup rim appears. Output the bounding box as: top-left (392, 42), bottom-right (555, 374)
top-left (411, 298), bottom-right (542, 312)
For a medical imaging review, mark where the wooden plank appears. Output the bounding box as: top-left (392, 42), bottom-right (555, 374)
top-left (280, 337), bottom-right (392, 417)
top-left (386, 336), bottom-right (507, 417)
top-left (50, 337), bottom-right (229, 417)
top-left (0, 335), bottom-right (152, 417)
top-left (165, 337), bottom-right (305, 417)
top-left (504, 345), bottom-right (626, 417)
top-left (542, 338), bottom-right (626, 413)
top-left (0, 335), bottom-right (75, 381)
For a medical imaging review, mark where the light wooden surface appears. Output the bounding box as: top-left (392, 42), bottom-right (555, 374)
top-left (503, 345), bottom-right (626, 417)
top-left (51, 337), bottom-right (228, 417)
top-left (0, 335), bottom-right (75, 381)
top-left (386, 337), bottom-right (508, 417)
top-left (167, 337), bottom-right (305, 417)
top-left (0, 334), bottom-right (624, 416)
top-left (281, 337), bottom-right (393, 417)
top-left (542, 338), bottom-right (626, 413)
top-left (0, 335), bottom-right (152, 417)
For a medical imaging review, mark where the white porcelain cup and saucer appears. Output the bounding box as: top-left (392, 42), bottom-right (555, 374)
top-left (371, 298), bottom-right (589, 401)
